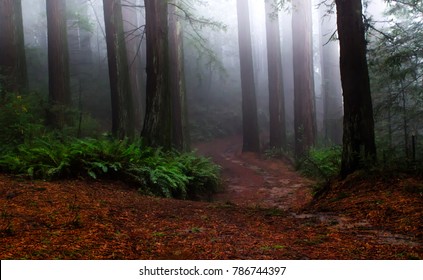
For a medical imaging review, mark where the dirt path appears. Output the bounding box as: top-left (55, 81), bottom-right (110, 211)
top-left (195, 135), bottom-right (314, 211)
top-left (0, 136), bottom-right (421, 259)
top-left (195, 136), bottom-right (422, 249)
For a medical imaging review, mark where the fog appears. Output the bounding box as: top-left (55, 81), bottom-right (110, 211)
top-left (16, 0), bottom-right (389, 143)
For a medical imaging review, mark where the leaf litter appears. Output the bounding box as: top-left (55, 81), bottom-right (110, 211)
top-left (0, 136), bottom-right (421, 259)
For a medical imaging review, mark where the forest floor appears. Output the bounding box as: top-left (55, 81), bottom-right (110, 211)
top-left (0, 136), bottom-right (422, 259)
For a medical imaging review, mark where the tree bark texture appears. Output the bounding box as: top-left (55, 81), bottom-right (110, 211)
top-left (292, 0), bottom-right (317, 157)
top-left (141, 0), bottom-right (172, 149)
top-left (265, 0), bottom-right (286, 149)
top-left (169, 0), bottom-right (190, 152)
top-left (103, 0), bottom-right (135, 139)
top-left (236, 0), bottom-right (260, 153)
top-left (0, 0), bottom-right (27, 93)
top-left (335, 0), bottom-right (377, 177)
top-left (46, 0), bottom-right (71, 128)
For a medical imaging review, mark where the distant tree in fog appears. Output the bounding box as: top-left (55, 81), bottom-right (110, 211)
top-left (169, 0), bottom-right (190, 151)
top-left (265, 0), bottom-right (286, 150)
top-left (318, 7), bottom-right (343, 145)
top-left (0, 0), bottom-right (27, 93)
top-left (292, 0), bottom-right (317, 157)
top-left (122, 0), bottom-right (145, 132)
top-left (236, 0), bottom-right (260, 153)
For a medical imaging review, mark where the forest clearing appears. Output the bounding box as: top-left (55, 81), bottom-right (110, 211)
top-left (1, 135), bottom-right (421, 260)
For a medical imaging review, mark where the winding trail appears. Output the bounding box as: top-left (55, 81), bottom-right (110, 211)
top-left (0, 136), bottom-right (420, 259)
top-left (195, 135), bottom-right (421, 248)
top-left (195, 135), bottom-right (314, 210)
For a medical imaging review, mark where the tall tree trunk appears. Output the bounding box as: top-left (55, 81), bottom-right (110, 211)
top-left (46, 0), bottom-right (71, 129)
top-left (292, 0), bottom-right (317, 157)
top-left (237, 0), bottom-right (260, 153)
top-left (141, 0), bottom-right (171, 149)
top-left (400, 81), bottom-right (409, 158)
top-left (67, 0), bottom-right (94, 137)
top-left (0, 0), bottom-right (27, 93)
top-left (103, 0), bottom-right (135, 139)
top-left (169, 0), bottom-right (190, 151)
top-left (122, 0), bottom-right (145, 132)
top-left (265, 0), bottom-right (286, 149)
top-left (335, 0), bottom-right (377, 177)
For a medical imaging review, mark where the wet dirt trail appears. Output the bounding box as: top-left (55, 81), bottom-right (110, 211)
top-left (195, 136), bottom-right (422, 250)
top-left (195, 135), bottom-right (314, 210)
top-left (0, 136), bottom-right (421, 259)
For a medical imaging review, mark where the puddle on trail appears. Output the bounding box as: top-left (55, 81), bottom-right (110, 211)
top-left (291, 212), bottom-right (421, 246)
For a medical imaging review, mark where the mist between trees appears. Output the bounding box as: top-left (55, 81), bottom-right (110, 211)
top-left (0, 0), bottom-right (422, 177)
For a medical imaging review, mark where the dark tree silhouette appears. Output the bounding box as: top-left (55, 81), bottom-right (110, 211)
top-left (335, 0), bottom-right (377, 177)
top-left (0, 0), bottom-right (27, 93)
top-left (103, 0), bottom-right (135, 139)
top-left (141, 0), bottom-right (172, 149)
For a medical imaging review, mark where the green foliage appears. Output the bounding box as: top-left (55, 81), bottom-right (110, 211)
top-left (178, 152), bottom-right (221, 199)
top-left (0, 89), bottom-right (103, 150)
top-left (128, 149), bottom-right (192, 198)
top-left (0, 92), bottom-right (45, 150)
top-left (0, 137), bottom-right (221, 200)
top-left (367, 0), bottom-right (423, 163)
top-left (298, 146), bottom-right (342, 181)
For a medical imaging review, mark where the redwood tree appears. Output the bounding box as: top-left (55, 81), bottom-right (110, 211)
top-left (141, 0), bottom-right (172, 149)
top-left (335, 0), bottom-right (377, 177)
top-left (122, 0), bottom-right (145, 132)
top-left (46, 0), bottom-right (71, 129)
top-left (265, 0), bottom-right (286, 149)
top-left (103, 0), bottom-right (135, 139)
top-left (236, 0), bottom-right (260, 153)
top-left (169, 0), bottom-right (190, 151)
top-left (0, 0), bottom-right (27, 93)
top-left (292, 0), bottom-right (317, 157)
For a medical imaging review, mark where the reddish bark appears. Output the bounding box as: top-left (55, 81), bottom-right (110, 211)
top-left (265, 0), bottom-right (286, 149)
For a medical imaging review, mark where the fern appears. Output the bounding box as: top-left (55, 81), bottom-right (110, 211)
top-left (0, 136), bottom-right (221, 200)
top-left (299, 146), bottom-right (342, 181)
top-left (178, 152), bottom-right (221, 199)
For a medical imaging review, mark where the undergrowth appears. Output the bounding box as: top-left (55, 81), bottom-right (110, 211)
top-left (298, 146), bottom-right (342, 181)
top-left (0, 90), bottom-right (221, 200)
top-left (297, 146), bottom-right (342, 197)
top-left (0, 92), bottom-right (45, 151)
top-left (0, 137), bottom-right (221, 200)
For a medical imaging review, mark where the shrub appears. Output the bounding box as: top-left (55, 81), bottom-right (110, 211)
top-left (298, 146), bottom-right (342, 181)
top-left (0, 92), bottom-right (45, 150)
top-left (178, 152), bottom-right (221, 199)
